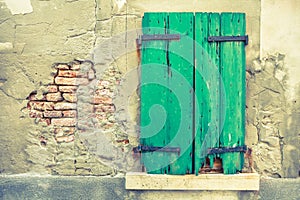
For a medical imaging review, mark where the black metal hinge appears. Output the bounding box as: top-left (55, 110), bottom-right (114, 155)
top-left (208, 35), bottom-right (248, 45)
top-left (136, 34), bottom-right (181, 47)
top-left (207, 145), bottom-right (247, 155)
top-left (133, 145), bottom-right (181, 156)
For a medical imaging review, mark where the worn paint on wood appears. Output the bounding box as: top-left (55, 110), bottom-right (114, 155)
top-left (168, 12), bottom-right (194, 174)
top-left (220, 13), bottom-right (246, 174)
top-left (140, 12), bottom-right (246, 175)
top-left (140, 12), bottom-right (169, 174)
top-left (195, 12), bottom-right (209, 174)
top-left (195, 13), bottom-right (222, 174)
top-left (140, 12), bottom-right (194, 174)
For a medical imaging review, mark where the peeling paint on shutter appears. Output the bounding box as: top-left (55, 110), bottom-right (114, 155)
top-left (140, 12), bottom-right (246, 175)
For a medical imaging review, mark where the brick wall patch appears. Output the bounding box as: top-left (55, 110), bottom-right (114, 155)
top-left (26, 60), bottom-right (133, 175)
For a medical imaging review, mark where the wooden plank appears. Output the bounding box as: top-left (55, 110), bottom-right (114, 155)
top-left (194, 12), bottom-right (209, 174)
top-left (168, 12), bottom-right (194, 174)
top-left (140, 12), bottom-right (169, 174)
top-left (207, 13), bottom-right (221, 169)
top-left (126, 172), bottom-right (260, 191)
top-left (195, 13), bottom-right (221, 173)
top-left (220, 13), bottom-right (246, 174)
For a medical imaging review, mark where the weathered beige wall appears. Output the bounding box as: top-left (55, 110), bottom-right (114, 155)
top-left (126, 0), bottom-right (261, 65)
top-left (0, 0), bottom-right (298, 180)
top-left (250, 0), bottom-right (299, 178)
top-left (261, 0), bottom-right (300, 100)
top-left (0, 0), bottom-right (105, 175)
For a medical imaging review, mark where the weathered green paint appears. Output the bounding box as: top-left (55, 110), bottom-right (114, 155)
top-left (194, 12), bottom-right (210, 174)
top-left (141, 12), bottom-right (194, 174)
top-left (219, 13), bottom-right (246, 174)
top-left (207, 13), bottom-right (221, 169)
top-left (168, 12), bottom-right (194, 174)
top-left (141, 12), bottom-right (246, 175)
top-left (140, 12), bottom-right (169, 174)
top-left (195, 13), bottom-right (221, 174)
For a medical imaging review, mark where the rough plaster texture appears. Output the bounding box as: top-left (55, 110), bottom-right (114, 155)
top-left (261, 0), bottom-right (300, 100)
top-left (0, 0), bottom-right (298, 185)
top-left (0, 0), bottom-right (100, 175)
top-left (246, 53), bottom-right (299, 178)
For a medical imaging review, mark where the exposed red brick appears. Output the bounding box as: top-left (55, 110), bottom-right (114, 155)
top-left (39, 118), bottom-right (51, 126)
top-left (59, 86), bottom-right (78, 93)
top-left (56, 135), bottom-right (75, 143)
top-left (52, 118), bottom-right (76, 127)
top-left (93, 96), bottom-right (112, 104)
top-left (94, 104), bottom-right (115, 112)
top-left (54, 127), bottom-right (75, 136)
top-left (47, 85), bottom-right (58, 92)
top-left (116, 139), bottom-right (129, 144)
top-left (62, 110), bottom-right (77, 118)
top-left (28, 102), bottom-right (54, 111)
top-left (55, 64), bottom-right (70, 70)
top-left (29, 110), bottom-right (43, 118)
top-left (54, 102), bottom-right (77, 110)
top-left (43, 111), bottom-right (62, 118)
top-left (95, 89), bottom-right (112, 96)
top-left (62, 93), bottom-right (77, 102)
top-left (58, 70), bottom-right (87, 78)
top-left (46, 92), bottom-right (63, 102)
top-left (55, 77), bottom-right (89, 86)
top-left (27, 93), bottom-right (36, 100)
top-left (70, 63), bottom-right (81, 70)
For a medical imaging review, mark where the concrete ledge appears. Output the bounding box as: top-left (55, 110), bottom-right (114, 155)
top-left (1, 175), bottom-right (299, 199)
top-left (125, 172), bottom-right (260, 191)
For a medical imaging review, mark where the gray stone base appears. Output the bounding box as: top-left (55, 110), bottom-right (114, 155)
top-left (0, 175), bottom-right (299, 200)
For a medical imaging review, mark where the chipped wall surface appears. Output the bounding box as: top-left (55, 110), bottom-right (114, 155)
top-left (3, 0), bottom-right (33, 15)
top-left (0, 0), bottom-right (299, 183)
top-left (261, 0), bottom-right (300, 100)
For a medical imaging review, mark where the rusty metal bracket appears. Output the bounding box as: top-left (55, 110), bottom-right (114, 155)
top-left (207, 145), bottom-right (247, 155)
top-left (133, 145), bottom-right (181, 155)
top-left (136, 34), bottom-right (181, 47)
top-left (208, 35), bottom-right (248, 45)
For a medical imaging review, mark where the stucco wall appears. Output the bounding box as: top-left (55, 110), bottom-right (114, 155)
top-left (0, 0), bottom-right (298, 181)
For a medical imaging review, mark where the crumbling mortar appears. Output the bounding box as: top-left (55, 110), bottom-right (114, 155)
top-left (246, 53), bottom-right (290, 177)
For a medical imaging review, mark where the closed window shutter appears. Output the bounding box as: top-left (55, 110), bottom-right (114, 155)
top-left (140, 12), bottom-right (194, 175)
top-left (140, 12), bottom-right (246, 175)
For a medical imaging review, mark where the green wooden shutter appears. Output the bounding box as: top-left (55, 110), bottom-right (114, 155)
top-left (194, 12), bottom-right (221, 174)
top-left (140, 12), bottom-right (194, 174)
top-left (194, 12), bottom-right (246, 174)
top-left (140, 12), bottom-right (169, 174)
top-left (140, 12), bottom-right (246, 175)
top-left (219, 13), bottom-right (246, 174)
